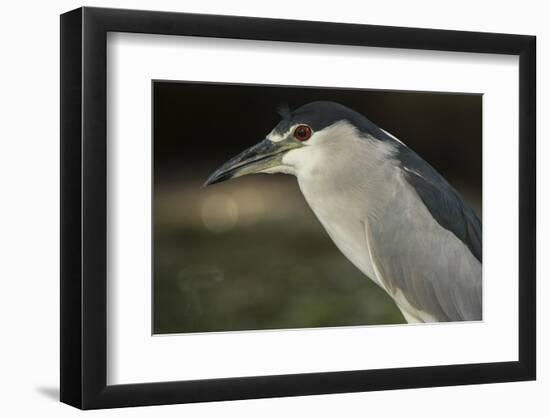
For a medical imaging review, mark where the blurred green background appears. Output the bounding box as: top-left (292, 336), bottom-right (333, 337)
top-left (153, 82), bottom-right (482, 334)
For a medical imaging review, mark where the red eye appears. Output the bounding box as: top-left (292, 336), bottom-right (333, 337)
top-left (293, 125), bottom-right (312, 141)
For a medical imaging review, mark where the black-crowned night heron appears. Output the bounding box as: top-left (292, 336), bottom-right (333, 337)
top-left (204, 101), bottom-right (482, 323)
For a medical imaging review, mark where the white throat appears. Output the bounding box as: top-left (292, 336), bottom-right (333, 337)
top-left (282, 122), bottom-right (401, 289)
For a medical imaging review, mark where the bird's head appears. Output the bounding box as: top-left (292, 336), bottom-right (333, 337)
top-left (203, 101), bottom-right (394, 187)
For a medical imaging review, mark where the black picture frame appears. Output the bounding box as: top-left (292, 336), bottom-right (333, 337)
top-left (60, 6), bottom-right (536, 409)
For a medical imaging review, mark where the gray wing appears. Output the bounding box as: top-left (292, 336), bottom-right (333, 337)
top-left (366, 148), bottom-right (482, 322)
top-left (398, 146), bottom-right (482, 262)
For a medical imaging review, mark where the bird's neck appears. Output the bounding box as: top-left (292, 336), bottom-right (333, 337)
top-left (292, 132), bottom-right (401, 218)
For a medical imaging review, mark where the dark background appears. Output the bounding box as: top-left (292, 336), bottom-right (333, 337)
top-left (153, 81), bottom-right (482, 334)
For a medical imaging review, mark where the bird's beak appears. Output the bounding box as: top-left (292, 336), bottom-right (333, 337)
top-left (203, 138), bottom-right (299, 187)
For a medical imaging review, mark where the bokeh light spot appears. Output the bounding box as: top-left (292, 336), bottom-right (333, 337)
top-left (200, 193), bottom-right (239, 233)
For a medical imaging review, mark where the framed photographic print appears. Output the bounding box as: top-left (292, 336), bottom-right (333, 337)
top-left (60, 6), bottom-right (536, 409)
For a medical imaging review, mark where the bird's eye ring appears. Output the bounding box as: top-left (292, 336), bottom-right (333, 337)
top-left (294, 125), bottom-right (312, 141)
